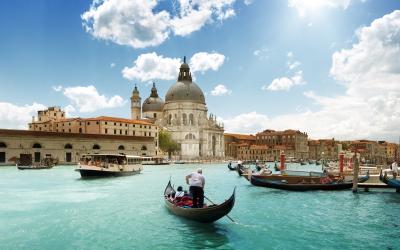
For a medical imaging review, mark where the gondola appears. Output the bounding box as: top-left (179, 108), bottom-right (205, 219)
top-left (237, 164), bottom-right (246, 176)
top-left (379, 170), bottom-right (400, 189)
top-left (17, 165), bottom-right (54, 170)
top-left (163, 181), bottom-right (235, 223)
top-left (250, 172), bottom-right (369, 191)
top-left (227, 162), bottom-right (237, 171)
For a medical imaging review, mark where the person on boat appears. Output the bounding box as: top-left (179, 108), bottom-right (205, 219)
top-left (391, 161), bottom-right (398, 179)
top-left (174, 186), bottom-right (185, 200)
top-left (186, 168), bottom-right (205, 208)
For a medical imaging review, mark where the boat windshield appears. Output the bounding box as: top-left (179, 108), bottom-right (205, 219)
top-left (80, 155), bottom-right (127, 165)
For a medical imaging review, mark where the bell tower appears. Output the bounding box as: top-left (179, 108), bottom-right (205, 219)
top-left (131, 84), bottom-right (141, 120)
top-left (177, 56), bottom-right (192, 82)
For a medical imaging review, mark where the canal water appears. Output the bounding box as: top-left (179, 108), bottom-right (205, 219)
top-left (0, 164), bottom-right (399, 250)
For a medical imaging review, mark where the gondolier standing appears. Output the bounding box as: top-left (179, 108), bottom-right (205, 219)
top-left (186, 168), bottom-right (205, 208)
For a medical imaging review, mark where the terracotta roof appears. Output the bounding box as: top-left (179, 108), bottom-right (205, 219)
top-left (257, 129), bottom-right (305, 136)
top-left (224, 133), bottom-right (256, 140)
top-left (0, 129), bottom-right (153, 141)
top-left (31, 116), bottom-right (155, 126)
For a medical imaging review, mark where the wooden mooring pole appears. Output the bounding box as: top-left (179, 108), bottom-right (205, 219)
top-left (352, 149), bottom-right (359, 193)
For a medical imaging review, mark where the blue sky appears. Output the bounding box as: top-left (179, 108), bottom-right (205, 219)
top-left (1, 0), bottom-right (400, 142)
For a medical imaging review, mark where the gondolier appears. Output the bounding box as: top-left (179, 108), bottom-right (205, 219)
top-left (186, 168), bottom-right (205, 208)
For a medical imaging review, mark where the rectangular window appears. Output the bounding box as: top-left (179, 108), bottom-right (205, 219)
top-left (87, 122), bottom-right (90, 125)
top-left (144, 132), bottom-right (147, 136)
top-left (125, 131), bottom-right (128, 135)
top-left (69, 129), bottom-right (71, 132)
top-left (0, 152), bottom-right (5, 163)
top-left (34, 152), bottom-right (41, 163)
top-left (105, 122), bottom-right (107, 125)
top-left (114, 129), bottom-right (116, 134)
top-left (120, 130), bottom-right (122, 135)
top-left (105, 128), bottom-right (108, 134)
top-left (96, 121), bottom-right (99, 125)
top-left (114, 122), bottom-right (116, 125)
top-left (66, 152), bottom-right (72, 163)
top-left (133, 131), bottom-right (135, 136)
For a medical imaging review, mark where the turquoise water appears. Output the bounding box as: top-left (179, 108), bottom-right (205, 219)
top-left (0, 164), bottom-right (399, 250)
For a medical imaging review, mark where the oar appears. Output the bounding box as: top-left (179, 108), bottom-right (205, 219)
top-left (204, 195), bottom-right (236, 223)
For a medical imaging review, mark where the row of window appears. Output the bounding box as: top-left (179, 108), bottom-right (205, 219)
top-left (0, 142), bottom-right (148, 151)
top-left (167, 113), bottom-right (196, 125)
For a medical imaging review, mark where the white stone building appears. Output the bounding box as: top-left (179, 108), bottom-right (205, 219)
top-left (135, 59), bottom-right (225, 160)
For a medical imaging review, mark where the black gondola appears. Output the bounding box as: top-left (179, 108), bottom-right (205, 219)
top-left (227, 162), bottom-right (237, 171)
top-left (379, 170), bottom-right (400, 189)
top-left (237, 164), bottom-right (246, 176)
top-left (164, 181), bottom-right (235, 223)
top-left (250, 172), bottom-right (370, 191)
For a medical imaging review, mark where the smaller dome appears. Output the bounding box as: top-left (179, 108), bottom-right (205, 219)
top-left (142, 82), bottom-right (164, 112)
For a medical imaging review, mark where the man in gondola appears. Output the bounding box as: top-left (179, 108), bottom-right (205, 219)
top-left (186, 168), bottom-right (205, 208)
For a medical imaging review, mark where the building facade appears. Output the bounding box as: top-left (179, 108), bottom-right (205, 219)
top-left (224, 133), bottom-right (256, 159)
top-left (141, 59), bottom-right (225, 160)
top-left (0, 129), bottom-right (155, 165)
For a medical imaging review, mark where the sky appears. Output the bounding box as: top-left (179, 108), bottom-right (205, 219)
top-left (0, 0), bottom-right (400, 142)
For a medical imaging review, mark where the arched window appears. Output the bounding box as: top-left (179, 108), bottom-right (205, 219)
top-left (168, 114), bottom-right (172, 125)
top-left (189, 114), bottom-right (194, 125)
top-left (93, 144), bottom-right (101, 150)
top-left (32, 143), bottom-right (42, 148)
top-left (185, 133), bottom-right (196, 140)
top-left (64, 144), bottom-right (73, 149)
top-left (118, 145), bottom-right (125, 150)
top-left (182, 114), bottom-right (187, 125)
top-left (141, 145), bottom-right (147, 151)
top-left (0, 142), bottom-right (6, 148)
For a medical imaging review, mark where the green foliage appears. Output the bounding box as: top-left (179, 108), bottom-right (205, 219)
top-left (159, 130), bottom-right (180, 159)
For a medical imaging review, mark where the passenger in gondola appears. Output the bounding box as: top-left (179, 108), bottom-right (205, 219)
top-left (186, 168), bottom-right (205, 208)
top-left (174, 186), bottom-right (185, 201)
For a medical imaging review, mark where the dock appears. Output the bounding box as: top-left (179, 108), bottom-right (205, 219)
top-left (357, 183), bottom-right (400, 192)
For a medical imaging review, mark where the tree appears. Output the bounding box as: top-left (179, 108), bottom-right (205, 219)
top-left (159, 130), bottom-right (180, 159)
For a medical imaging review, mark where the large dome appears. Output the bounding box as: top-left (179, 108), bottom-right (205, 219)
top-left (142, 83), bottom-right (164, 112)
top-left (165, 60), bottom-right (205, 104)
top-left (165, 81), bottom-right (205, 104)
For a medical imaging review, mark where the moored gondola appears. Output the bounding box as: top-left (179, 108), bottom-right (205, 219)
top-left (164, 181), bottom-right (235, 223)
top-left (379, 170), bottom-right (400, 189)
top-left (227, 162), bottom-right (237, 170)
top-left (17, 165), bottom-right (54, 170)
top-left (250, 172), bottom-right (369, 191)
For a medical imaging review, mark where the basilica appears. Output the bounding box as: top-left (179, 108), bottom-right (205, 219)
top-left (131, 58), bottom-right (225, 160)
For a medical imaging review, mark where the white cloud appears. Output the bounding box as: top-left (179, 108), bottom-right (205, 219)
top-left (110, 63), bottom-right (116, 68)
top-left (82, 0), bottom-right (238, 48)
top-left (263, 71), bottom-right (305, 91)
top-left (64, 105), bottom-right (76, 117)
top-left (52, 85), bottom-right (63, 92)
top-left (82, 0), bottom-right (170, 48)
top-left (288, 0), bottom-right (352, 17)
top-left (189, 52), bottom-right (225, 73)
top-left (222, 111), bottom-right (270, 134)
top-left (211, 84), bottom-right (232, 96)
top-left (253, 48), bottom-right (269, 60)
top-left (287, 51), bottom-right (301, 69)
top-left (122, 52), bottom-right (225, 81)
top-left (244, 0), bottom-right (253, 5)
top-left (122, 53), bottom-right (181, 82)
top-left (63, 85), bottom-right (126, 113)
top-left (0, 102), bottom-right (47, 129)
top-left (225, 10), bottom-right (400, 141)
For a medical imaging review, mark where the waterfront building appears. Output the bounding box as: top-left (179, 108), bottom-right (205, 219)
top-left (350, 140), bottom-right (386, 164)
top-left (308, 139), bottom-right (341, 161)
top-left (378, 141), bottom-right (398, 163)
top-left (0, 129), bottom-right (155, 165)
top-left (224, 133), bottom-right (256, 159)
top-left (157, 59), bottom-right (225, 160)
top-left (237, 144), bottom-right (267, 161)
top-left (255, 129), bottom-right (309, 160)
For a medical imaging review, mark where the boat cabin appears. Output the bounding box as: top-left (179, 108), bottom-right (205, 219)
top-left (80, 154), bottom-right (142, 166)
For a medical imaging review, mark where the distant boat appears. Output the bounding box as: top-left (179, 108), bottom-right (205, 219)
top-left (75, 154), bottom-right (142, 178)
top-left (141, 156), bottom-right (170, 165)
top-left (250, 172), bottom-right (369, 191)
top-left (300, 161), bottom-right (307, 165)
top-left (163, 180), bottom-right (235, 223)
top-left (17, 157), bottom-right (56, 170)
top-left (379, 170), bottom-right (400, 189)
top-left (227, 162), bottom-right (237, 171)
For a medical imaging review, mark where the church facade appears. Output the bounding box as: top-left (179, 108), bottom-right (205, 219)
top-left (133, 59), bottom-right (225, 160)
